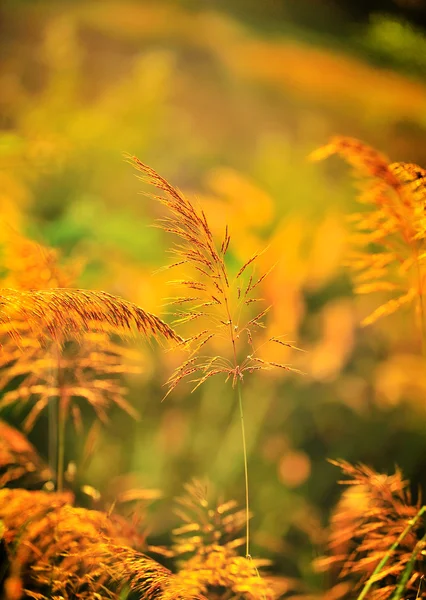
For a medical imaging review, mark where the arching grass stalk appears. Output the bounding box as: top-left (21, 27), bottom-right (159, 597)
top-left (237, 379), bottom-right (250, 558)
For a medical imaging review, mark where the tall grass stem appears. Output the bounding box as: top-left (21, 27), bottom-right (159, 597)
top-left (237, 379), bottom-right (250, 558)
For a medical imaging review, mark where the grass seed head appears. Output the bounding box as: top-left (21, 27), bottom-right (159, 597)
top-left (131, 157), bottom-right (301, 394)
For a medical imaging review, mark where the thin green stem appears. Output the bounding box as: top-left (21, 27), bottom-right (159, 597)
top-left (222, 277), bottom-right (251, 559)
top-left (391, 532), bottom-right (426, 600)
top-left (357, 505), bottom-right (426, 600)
top-left (237, 379), bottom-right (250, 558)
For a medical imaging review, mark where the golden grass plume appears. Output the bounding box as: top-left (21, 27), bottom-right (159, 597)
top-left (0, 287), bottom-right (181, 345)
top-left (0, 487), bottom-right (191, 600)
top-left (315, 460), bottom-right (425, 600)
top-left (311, 136), bottom-right (426, 328)
top-left (0, 233), bottom-right (146, 431)
top-left (0, 226), bottom-right (181, 346)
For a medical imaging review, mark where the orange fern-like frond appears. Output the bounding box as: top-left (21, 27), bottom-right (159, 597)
top-left (311, 136), bottom-right (426, 329)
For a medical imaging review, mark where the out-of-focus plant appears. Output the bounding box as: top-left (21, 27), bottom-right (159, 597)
top-left (0, 487), bottom-right (178, 600)
top-left (311, 138), bottom-right (426, 600)
top-left (0, 160), bottom-right (301, 599)
top-left (158, 479), bottom-right (278, 599)
top-left (362, 15), bottom-right (426, 75)
top-left (311, 136), bottom-right (426, 343)
top-left (315, 461), bottom-right (426, 600)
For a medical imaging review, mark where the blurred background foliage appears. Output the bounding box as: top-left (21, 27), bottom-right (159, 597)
top-left (2, 0), bottom-right (426, 593)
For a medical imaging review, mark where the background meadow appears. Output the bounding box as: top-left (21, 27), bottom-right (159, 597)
top-left (2, 0), bottom-right (426, 595)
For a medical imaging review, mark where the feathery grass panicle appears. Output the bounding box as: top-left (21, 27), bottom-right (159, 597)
top-left (164, 546), bottom-right (275, 600)
top-left (311, 139), bottom-right (426, 599)
top-left (0, 234), bottom-right (147, 431)
top-left (0, 227), bottom-right (181, 345)
top-left (85, 543), bottom-right (193, 600)
top-left (309, 137), bottom-right (395, 183)
top-left (315, 460), bottom-right (425, 600)
top-left (311, 136), bottom-right (426, 333)
top-left (130, 156), bottom-right (300, 393)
